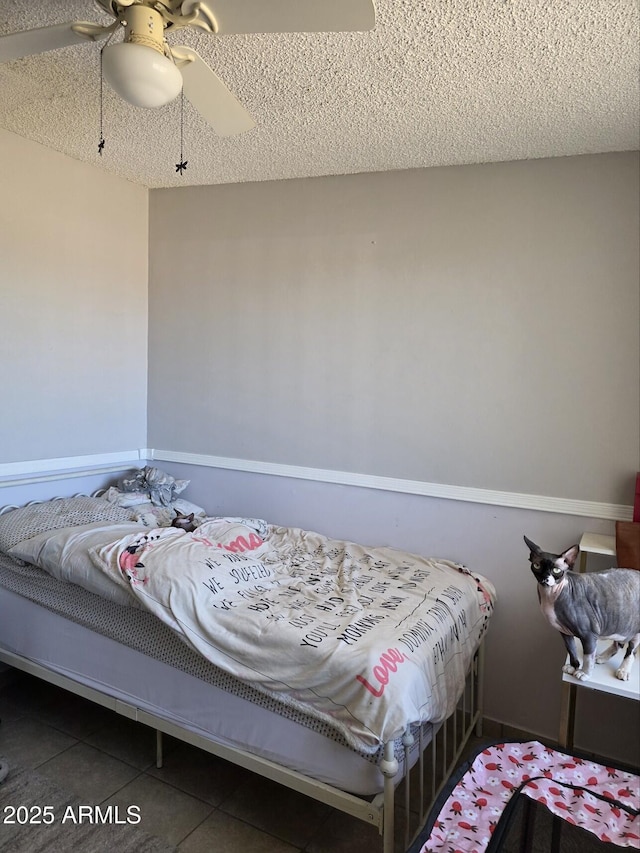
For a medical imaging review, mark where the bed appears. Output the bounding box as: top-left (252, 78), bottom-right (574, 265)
top-left (0, 488), bottom-right (496, 852)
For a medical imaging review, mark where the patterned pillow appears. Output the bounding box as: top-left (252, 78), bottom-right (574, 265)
top-left (0, 496), bottom-right (136, 555)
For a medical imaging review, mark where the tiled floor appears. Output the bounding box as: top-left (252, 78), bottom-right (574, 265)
top-left (0, 671), bottom-right (491, 852)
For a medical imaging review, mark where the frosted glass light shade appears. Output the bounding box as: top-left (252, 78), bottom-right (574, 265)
top-left (102, 42), bottom-right (183, 108)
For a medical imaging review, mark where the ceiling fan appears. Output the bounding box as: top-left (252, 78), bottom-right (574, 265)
top-left (0, 1), bottom-right (376, 136)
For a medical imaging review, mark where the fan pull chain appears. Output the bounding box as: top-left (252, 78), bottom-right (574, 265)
top-left (97, 28), bottom-right (116, 157)
top-left (98, 48), bottom-right (105, 156)
top-left (175, 91), bottom-right (188, 175)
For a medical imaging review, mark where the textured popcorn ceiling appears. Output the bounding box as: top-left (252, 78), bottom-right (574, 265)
top-left (0, 0), bottom-right (638, 189)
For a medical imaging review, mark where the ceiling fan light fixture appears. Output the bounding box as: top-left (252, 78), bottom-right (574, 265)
top-left (102, 42), bottom-right (182, 108)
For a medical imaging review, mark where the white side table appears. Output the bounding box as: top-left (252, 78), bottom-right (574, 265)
top-left (558, 533), bottom-right (640, 749)
top-left (577, 533), bottom-right (617, 569)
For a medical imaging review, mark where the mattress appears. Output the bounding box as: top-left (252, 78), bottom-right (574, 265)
top-left (0, 552), bottom-right (429, 794)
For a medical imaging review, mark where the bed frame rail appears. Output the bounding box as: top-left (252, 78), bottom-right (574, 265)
top-left (401, 640), bottom-right (484, 850)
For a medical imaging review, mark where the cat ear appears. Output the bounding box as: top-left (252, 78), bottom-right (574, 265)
top-left (523, 535), bottom-right (541, 555)
top-left (187, 513), bottom-right (194, 521)
top-left (560, 544), bottom-right (580, 568)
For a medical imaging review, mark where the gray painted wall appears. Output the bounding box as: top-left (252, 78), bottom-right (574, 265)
top-left (147, 154), bottom-right (640, 760)
top-left (148, 153), bottom-right (639, 505)
top-left (1, 137), bottom-right (638, 762)
top-left (0, 128), bottom-right (149, 464)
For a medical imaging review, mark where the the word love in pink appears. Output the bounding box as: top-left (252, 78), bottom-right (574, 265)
top-left (356, 648), bottom-right (407, 697)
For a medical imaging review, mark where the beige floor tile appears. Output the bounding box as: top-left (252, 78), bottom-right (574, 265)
top-left (0, 716), bottom-right (77, 770)
top-left (220, 774), bottom-right (331, 848)
top-left (37, 741), bottom-right (141, 801)
top-left (105, 772), bottom-right (214, 846)
top-left (0, 675), bottom-right (62, 721)
top-left (0, 672), bottom-right (60, 709)
top-left (0, 672), bottom-right (113, 737)
top-left (305, 807), bottom-right (387, 853)
top-left (480, 717), bottom-right (503, 739)
top-left (501, 723), bottom-right (546, 744)
top-left (0, 697), bottom-right (24, 723)
top-left (32, 692), bottom-right (115, 740)
top-left (147, 741), bottom-right (252, 806)
top-left (178, 809), bottom-right (300, 853)
top-left (0, 688), bottom-right (29, 723)
top-left (84, 715), bottom-right (160, 770)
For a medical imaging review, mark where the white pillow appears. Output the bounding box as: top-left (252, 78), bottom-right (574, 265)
top-left (103, 485), bottom-right (207, 527)
top-left (130, 498), bottom-right (207, 528)
top-left (7, 521), bottom-right (148, 607)
top-left (102, 486), bottom-right (152, 508)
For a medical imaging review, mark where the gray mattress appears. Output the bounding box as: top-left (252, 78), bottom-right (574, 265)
top-left (0, 551), bottom-right (357, 750)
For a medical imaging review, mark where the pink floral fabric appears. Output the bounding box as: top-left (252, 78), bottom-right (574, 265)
top-left (422, 740), bottom-right (640, 851)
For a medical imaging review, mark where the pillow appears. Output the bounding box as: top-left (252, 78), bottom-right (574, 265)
top-left (102, 486), bottom-right (152, 509)
top-left (103, 486), bottom-right (206, 524)
top-left (118, 466), bottom-right (189, 507)
top-left (6, 521), bottom-right (147, 607)
top-left (130, 498), bottom-right (207, 528)
top-left (0, 496), bottom-right (136, 555)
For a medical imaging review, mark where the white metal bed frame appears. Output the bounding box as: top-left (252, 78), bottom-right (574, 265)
top-left (0, 495), bottom-right (485, 852)
top-left (0, 642), bottom-right (484, 852)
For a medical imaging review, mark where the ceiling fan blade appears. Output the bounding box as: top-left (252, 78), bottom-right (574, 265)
top-left (0, 21), bottom-right (112, 63)
top-left (182, 0), bottom-right (375, 34)
top-left (172, 46), bottom-right (255, 136)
